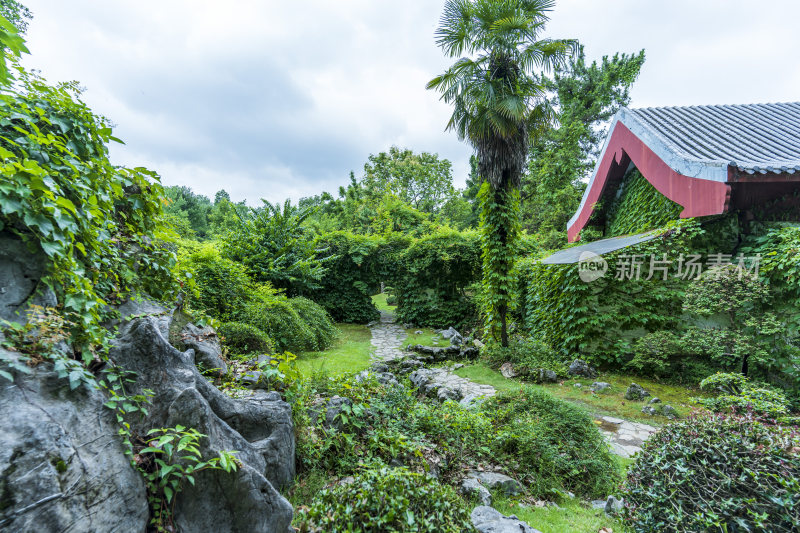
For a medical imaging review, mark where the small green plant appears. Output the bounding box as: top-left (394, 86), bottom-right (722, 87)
top-left (0, 306), bottom-right (95, 390)
top-left (102, 366), bottom-right (154, 458)
top-left (254, 351), bottom-right (301, 391)
top-left (695, 372), bottom-right (790, 417)
top-left (622, 411), bottom-right (800, 532)
top-left (297, 467), bottom-right (472, 533)
top-left (137, 425), bottom-right (240, 532)
top-left (218, 321), bottom-right (275, 355)
top-left (482, 336), bottom-right (567, 379)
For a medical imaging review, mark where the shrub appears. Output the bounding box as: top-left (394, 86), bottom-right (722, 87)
top-left (217, 322), bottom-right (274, 355)
top-left (483, 387), bottom-right (619, 498)
top-left (483, 336), bottom-right (567, 379)
top-left (622, 411), bottom-right (800, 532)
top-left (297, 467), bottom-right (472, 533)
top-left (696, 372), bottom-right (790, 417)
top-left (288, 297), bottom-right (338, 352)
top-left (239, 284), bottom-right (315, 352)
top-left (395, 229), bottom-right (481, 329)
top-left (180, 244), bottom-right (252, 321)
top-left (308, 231), bottom-right (385, 323)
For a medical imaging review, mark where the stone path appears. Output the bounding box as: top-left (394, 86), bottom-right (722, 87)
top-left (369, 311), bottom-right (407, 362)
top-left (367, 312), bottom-right (655, 456)
top-left (595, 416), bottom-right (657, 458)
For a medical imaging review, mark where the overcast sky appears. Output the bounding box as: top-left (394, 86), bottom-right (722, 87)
top-left (19, 0), bottom-right (800, 205)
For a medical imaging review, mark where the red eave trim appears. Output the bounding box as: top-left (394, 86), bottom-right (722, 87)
top-left (567, 123), bottom-right (731, 242)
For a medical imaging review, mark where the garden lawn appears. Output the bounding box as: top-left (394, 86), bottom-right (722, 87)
top-left (492, 495), bottom-right (621, 533)
top-left (295, 324), bottom-right (373, 377)
top-left (455, 362), bottom-right (705, 424)
top-left (372, 292), bottom-right (394, 312)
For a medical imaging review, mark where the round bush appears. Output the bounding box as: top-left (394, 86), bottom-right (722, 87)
top-left (298, 467), bottom-right (472, 533)
top-left (484, 387), bottom-right (620, 498)
top-left (217, 322), bottom-right (274, 355)
top-left (288, 297), bottom-right (338, 352)
top-left (181, 244), bottom-right (252, 321)
top-left (622, 411), bottom-right (800, 532)
top-left (239, 285), bottom-right (315, 352)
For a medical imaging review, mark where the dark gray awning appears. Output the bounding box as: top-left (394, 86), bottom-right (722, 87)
top-left (540, 232), bottom-right (661, 264)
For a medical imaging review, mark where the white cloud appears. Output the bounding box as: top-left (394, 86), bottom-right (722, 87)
top-left (18, 0), bottom-right (800, 204)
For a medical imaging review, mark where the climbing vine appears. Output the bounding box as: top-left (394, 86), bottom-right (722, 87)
top-left (0, 70), bottom-right (178, 357)
top-left (604, 168), bottom-right (683, 237)
top-left (479, 182), bottom-right (521, 345)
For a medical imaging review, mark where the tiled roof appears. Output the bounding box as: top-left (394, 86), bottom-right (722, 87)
top-left (627, 102), bottom-right (800, 175)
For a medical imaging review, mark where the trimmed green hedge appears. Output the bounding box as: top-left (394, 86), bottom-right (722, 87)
top-left (218, 321), bottom-right (274, 355)
top-left (395, 229), bottom-right (481, 329)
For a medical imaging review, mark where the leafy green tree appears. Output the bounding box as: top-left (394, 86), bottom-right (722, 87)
top-left (222, 200), bottom-right (326, 295)
top-left (524, 45), bottom-right (645, 248)
top-left (0, 0), bottom-right (31, 34)
top-left (0, 1), bottom-right (28, 85)
top-left (362, 146), bottom-right (456, 214)
top-left (163, 185), bottom-right (213, 239)
top-left (427, 0), bottom-right (574, 346)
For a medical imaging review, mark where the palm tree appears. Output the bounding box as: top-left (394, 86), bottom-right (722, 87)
top-left (427, 0), bottom-right (575, 346)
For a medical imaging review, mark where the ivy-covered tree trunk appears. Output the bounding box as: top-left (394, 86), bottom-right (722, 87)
top-left (479, 181), bottom-right (520, 347)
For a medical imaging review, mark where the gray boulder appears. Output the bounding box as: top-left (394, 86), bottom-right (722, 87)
top-left (591, 381), bottom-right (611, 392)
top-left (661, 404), bottom-right (679, 419)
top-left (308, 395), bottom-right (353, 431)
top-left (648, 397), bottom-right (661, 404)
top-left (605, 495), bottom-right (624, 515)
top-left (467, 471), bottom-right (524, 496)
top-left (111, 316), bottom-right (295, 532)
top-left (180, 322), bottom-right (228, 376)
top-left (500, 362), bottom-right (517, 378)
top-left (471, 506), bottom-right (542, 533)
top-left (641, 405), bottom-right (658, 416)
top-left (0, 348), bottom-right (149, 532)
top-left (441, 327), bottom-right (459, 339)
top-left (461, 478), bottom-right (492, 506)
top-left (0, 234), bottom-right (57, 323)
top-left (624, 383), bottom-right (650, 401)
top-left (567, 359), bottom-right (598, 379)
top-left (536, 368), bottom-right (559, 383)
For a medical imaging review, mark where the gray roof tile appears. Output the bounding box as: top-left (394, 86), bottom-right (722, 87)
top-left (627, 102), bottom-right (800, 174)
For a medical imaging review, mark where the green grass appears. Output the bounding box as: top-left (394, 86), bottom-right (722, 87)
top-left (402, 327), bottom-right (441, 348)
top-left (295, 323), bottom-right (373, 377)
top-left (493, 495), bottom-right (621, 533)
top-left (372, 292), bottom-right (394, 312)
top-left (455, 362), bottom-right (705, 424)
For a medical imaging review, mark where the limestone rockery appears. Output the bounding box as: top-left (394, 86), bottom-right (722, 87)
top-left (0, 297), bottom-right (296, 533)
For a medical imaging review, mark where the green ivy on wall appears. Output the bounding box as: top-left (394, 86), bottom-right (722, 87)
top-left (604, 168), bottom-right (684, 237)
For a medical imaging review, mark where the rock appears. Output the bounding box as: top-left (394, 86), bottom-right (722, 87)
top-left (648, 397), bottom-right (661, 404)
top-left (403, 323), bottom-right (414, 329)
top-left (661, 404), bottom-right (679, 419)
top-left (473, 339), bottom-right (485, 348)
top-left (500, 362), bottom-right (517, 378)
top-left (567, 359), bottom-right (598, 379)
top-left (414, 330), bottom-right (423, 335)
top-left (641, 405), bottom-right (658, 416)
top-left (409, 368), bottom-right (496, 407)
top-left (461, 477), bottom-right (492, 506)
top-left (180, 322), bottom-right (228, 376)
top-left (370, 362), bottom-right (390, 373)
top-left (591, 381), bottom-right (611, 392)
top-left (240, 369), bottom-right (269, 389)
top-left (536, 368), bottom-right (558, 383)
top-left (450, 332), bottom-right (464, 347)
top-left (573, 382), bottom-right (582, 388)
top-left (375, 372), bottom-right (399, 386)
top-left (308, 395), bottom-right (353, 431)
top-left (591, 499), bottom-right (607, 509)
top-left (605, 495), bottom-right (624, 515)
top-left (624, 383), bottom-right (650, 401)
top-left (0, 347), bottom-right (149, 532)
top-left (0, 234), bottom-right (58, 323)
top-left (471, 506), bottom-right (542, 533)
top-left (111, 316), bottom-right (294, 532)
top-left (467, 471), bottom-right (524, 496)
top-left (441, 327), bottom-right (460, 339)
